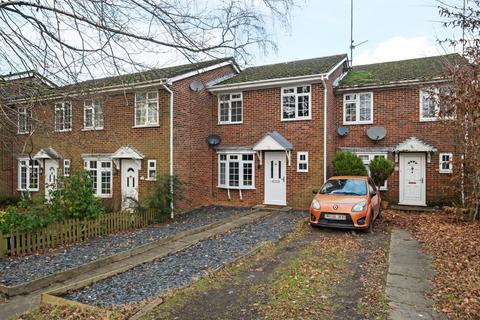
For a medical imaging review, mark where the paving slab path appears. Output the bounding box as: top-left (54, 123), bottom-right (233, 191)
top-left (386, 228), bottom-right (446, 320)
top-left (0, 208), bottom-right (276, 320)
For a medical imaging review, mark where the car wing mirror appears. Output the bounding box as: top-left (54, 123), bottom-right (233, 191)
top-left (370, 191), bottom-right (377, 197)
top-left (312, 189), bottom-right (319, 195)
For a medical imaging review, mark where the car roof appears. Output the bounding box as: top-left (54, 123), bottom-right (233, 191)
top-left (328, 176), bottom-right (369, 181)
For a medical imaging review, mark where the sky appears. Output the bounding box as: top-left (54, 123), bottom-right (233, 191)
top-left (251, 0), bottom-right (458, 66)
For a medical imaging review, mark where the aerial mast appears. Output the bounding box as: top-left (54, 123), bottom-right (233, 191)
top-left (349, 0), bottom-right (367, 68)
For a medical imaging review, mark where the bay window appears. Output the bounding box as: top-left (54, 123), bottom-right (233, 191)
top-left (218, 153), bottom-right (254, 189)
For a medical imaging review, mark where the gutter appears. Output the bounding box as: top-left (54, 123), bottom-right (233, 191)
top-left (162, 84), bottom-right (175, 219)
top-left (321, 76), bottom-right (328, 184)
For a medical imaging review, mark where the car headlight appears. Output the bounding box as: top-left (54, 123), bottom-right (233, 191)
top-left (351, 200), bottom-right (367, 212)
top-left (311, 199), bottom-right (321, 210)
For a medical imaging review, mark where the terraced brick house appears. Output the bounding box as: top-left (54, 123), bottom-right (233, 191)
top-left (2, 53), bottom-right (459, 211)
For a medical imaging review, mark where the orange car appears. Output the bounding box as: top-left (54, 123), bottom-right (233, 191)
top-left (309, 176), bottom-right (381, 233)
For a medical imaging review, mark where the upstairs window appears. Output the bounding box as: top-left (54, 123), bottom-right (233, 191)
top-left (84, 159), bottom-right (112, 197)
top-left (439, 153), bottom-right (453, 174)
top-left (420, 88), bottom-right (454, 121)
top-left (282, 85), bottom-right (311, 120)
top-left (18, 159), bottom-right (39, 191)
top-left (218, 93), bottom-right (243, 124)
top-left (84, 99), bottom-right (104, 130)
top-left (54, 101), bottom-right (72, 132)
top-left (18, 107), bottom-right (32, 134)
top-left (343, 92), bottom-right (373, 124)
top-left (135, 91), bottom-right (159, 127)
top-left (218, 153), bottom-right (254, 189)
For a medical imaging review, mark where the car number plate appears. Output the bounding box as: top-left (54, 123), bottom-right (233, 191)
top-left (324, 214), bottom-right (346, 220)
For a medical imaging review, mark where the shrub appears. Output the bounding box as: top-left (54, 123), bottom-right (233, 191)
top-left (0, 194), bottom-right (20, 208)
top-left (143, 175), bottom-right (183, 220)
top-left (369, 157), bottom-right (395, 188)
top-left (332, 151), bottom-right (368, 176)
top-left (50, 171), bottom-right (106, 220)
top-left (0, 200), bottom-right (58, 233)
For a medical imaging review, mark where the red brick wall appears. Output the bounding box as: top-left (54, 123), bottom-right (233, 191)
top-left (171, 65), bottom-right (237, 212)
top-left (333, 85), bottom-right (458, 205)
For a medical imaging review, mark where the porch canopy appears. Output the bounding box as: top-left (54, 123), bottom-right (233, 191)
top-left (253, 131), bottom-right (293, 165)
top-left (111, 145), bottom-right (144, 169)
top-left (33, 147), bottom-right (61, 163)
top-left (393, 137), bottom-right (437, 162)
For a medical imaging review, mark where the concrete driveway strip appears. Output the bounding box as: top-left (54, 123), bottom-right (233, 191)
top-left (0, 209), bottom-right (274, 320)
top-left (386, 228), bottom-right (446, 320)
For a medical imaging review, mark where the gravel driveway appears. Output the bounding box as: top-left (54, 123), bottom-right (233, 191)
top-left (0, 206), bottom-right (249, 286)
top-left (64, 211), bottom-right (306, 307)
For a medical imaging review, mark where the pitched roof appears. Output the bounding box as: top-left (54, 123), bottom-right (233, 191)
top-left (217, 54), bottom-right (347, 85)
top-left (61, 57), bottom-right (234, 91)
top-left (338, 54), bottom-right (462, 88)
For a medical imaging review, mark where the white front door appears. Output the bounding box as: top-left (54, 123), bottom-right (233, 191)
top-left (399, 153), bottom-right (426, 206)
top-left (264, 152), bottom-right (287, 206)
top-left (44, 159), bottom-right (59, 201)
top-left (121, 159), bottom-right (140, 210)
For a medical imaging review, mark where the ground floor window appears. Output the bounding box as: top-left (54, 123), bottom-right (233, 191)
top-left (297, 151), bottom-right (308, 172)
top-left (84, 159), bottom-right (112, 197)
top-left (356, 153), bottom-right (388, 190)
top-left (218, 153), bottom-right (255, 189)
top-left (18, 159), bottom-right (40, 191)
top-left (147, 160), bottom-right (157, 180)
top-left (439, 153), bottom-right (453, 174)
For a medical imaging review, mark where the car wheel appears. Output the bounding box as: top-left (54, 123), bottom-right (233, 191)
top-left (364, 213), bottom-right (374, 234)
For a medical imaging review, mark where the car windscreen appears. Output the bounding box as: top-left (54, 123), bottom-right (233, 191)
top-left (319, 179), bottom-right (367, 196)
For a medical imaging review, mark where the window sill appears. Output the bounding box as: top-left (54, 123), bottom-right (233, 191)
top-left (217, 121), bottom-right (243, 125)
top-left (132, 125), bottom-right (160, 128)
top-left (439, 171), bottom-right (452, 174)
top-left (17, 189), bottom-right (39, 192)
top-left (82, 127), bottom-right (104, 131)
top-left (281, 117), bottom-right (312, 122)
top-left (96, 194), bottom-right (112, 199)
top-left (343, 121), bottom-right (373, 126)
top-left (297, 170), bottom-right (308, 173)
top-left (217, 185), bottom-right (256, 190)
top-left (419, 118), bottom-right (438, 122)
top-left (54, 129), bottom-right (73, 133)
top-left (17, 132), bottom-right (30, 135)
top-left (146, 178), bottom-right (157, 182)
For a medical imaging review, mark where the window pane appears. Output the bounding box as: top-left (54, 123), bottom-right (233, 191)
top-left (297, 86), bottom-right (310, 94)
top-left (422, 94), bottom-right (436, 119)
top-left (231, 100), bottom-right (242, 122)
top-left (101, 171), bottom-right (111, 194)
top-left (220, 102), bottom-right (229, 122)
top-left (85, 108), bottom-right (93, 128)
top-left (359, 94), bottom-right (371, 121)
top-left (243, 163), bottom-right (253, 186)
top-left (219, 162), bottom-right (226, 185)
top-left (94, 101), bottom-right (104, 127)
top-left (282, 95), bottom-right (296, 119)
top-left (229, 162), bottom-right (239, 187)
top-left (345, 102), bottom-right (356, 122)
top-left (136, 101), bottom-right (147, 125)
top-left (147, 102), bottom-right (158, 124)
top-left (297, 95), bottom-right (309, 117)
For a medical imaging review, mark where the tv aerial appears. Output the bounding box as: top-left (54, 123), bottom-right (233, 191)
top-left (350, 0), bottom-right (368, 67)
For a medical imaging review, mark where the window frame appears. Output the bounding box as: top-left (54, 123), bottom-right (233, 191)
top-left (218, 93), bottom-right (243, 124)
top-left (343, 92), bottom-right (374, 125)
top-left (217, 152), bottom-right (255, 189)
top-left (83, 99), bottom-right (104, 130)
top-left (17, 158), bottom-right (40, 192)
top-left (439, 153), bottom-right (453, 174)
top-left (355, 152), bottom-right (388, 190)
top-left (147, 159), bottom-right (157, 180)
top-left (17, 107), bottom-right (32, 134)
top-left (54, 101), bottom-right (73, 132)
top-left (134, 91), bottom-right (159, 127)
top-left (63, 159), bottom-right (71, 177)
top-left (83, 158), bottom-right (113, 197)
top-left (281, 85), bottom-right (312, 121)
top-left (419, 88), bottom-right (454, 122)
top-left (297, 151), bottom-right (309, 172)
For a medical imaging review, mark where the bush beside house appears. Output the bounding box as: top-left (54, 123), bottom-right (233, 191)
top-left (332, 151), bottom-right (368, 176)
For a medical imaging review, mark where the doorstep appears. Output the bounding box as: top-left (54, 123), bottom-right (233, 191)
top-left (390, 205), bottom-right (439, 213)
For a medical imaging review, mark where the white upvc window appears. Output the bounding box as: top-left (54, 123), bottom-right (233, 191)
top-left (420, 88), bottom-right (454, 122)
top-left (439, 153), bottom-right (453, 174)
top-left (147, 160), bottom-right (157, 180)
top-left (54, 101), bottom-right (72, 132)
top-left (84, 159), bottom-right (112, 197)
top-left (63, 159), bottom-right (71, 177)
top-left (135, 91), bottom-right (159, 127)
top-left (84, 99), bottom-right (104, 130)
top-left (18, 159), bottom-right (40, 191)
top-left (281, 85), bottom-right (311, 120)
top-left (218, 153), bottom-right (255, 189)
top-left (17, 107), bottom-right (32, 134)
top-left (297, 151), bottom-right (309, 172)
top-left (343, 92), bottom-right (373, 124)
top-left (356, 153), bottom-right (388, 190)
top-left (218, 93), bottom-right (243, 124)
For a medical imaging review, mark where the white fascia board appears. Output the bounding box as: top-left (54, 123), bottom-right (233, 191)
top-left (335, 78), bottom-right (449, 92)
top-left (325, 57), bottom-right (348, 79)
top-left (209, 74), bottom-right (328, 93)
top-left (166, 61), bottom-right (238, 85)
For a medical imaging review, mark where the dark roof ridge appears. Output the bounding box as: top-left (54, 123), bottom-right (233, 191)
top-left (352, 53), bottom-right (460, 69)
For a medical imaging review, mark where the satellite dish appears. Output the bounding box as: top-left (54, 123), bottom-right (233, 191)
top-left (207, 134), bottom-right (221, 146)
top-left (190, 80), bottom-right (204, 92)
top-left (337, 127), bottom-right (349, 137)
top-left (367, 127), bottom-right (387, 142)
